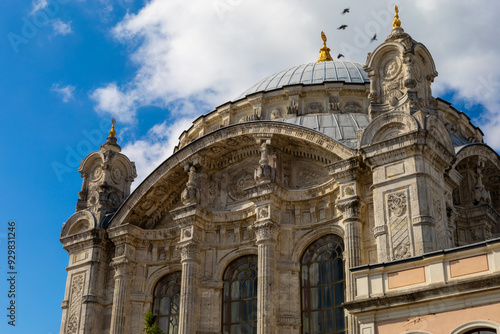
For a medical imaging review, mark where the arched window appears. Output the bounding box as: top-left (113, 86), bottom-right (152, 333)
top-left (222, 255), bottom-right (258, 334)
top-left (301, 234), bottom-right (345, 334)
top-left (152, 271), bottom-right (181, 334)
top-left (463, 329), bottom-right (497, 334)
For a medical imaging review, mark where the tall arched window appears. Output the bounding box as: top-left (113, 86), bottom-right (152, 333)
top-left (152, 271), bottom-right (181, 334)
top-left (301, 234), bottom-right (345, 334)
top-left (222, 255), bottom-right (258, 334)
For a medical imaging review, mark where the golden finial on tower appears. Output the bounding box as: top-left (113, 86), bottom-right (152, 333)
top-left (109, 118), bottom-right (116, 137)
top-left (318, 31), bottom-right (333, 62)
top-left (393, 5), bottom-right (401, 27)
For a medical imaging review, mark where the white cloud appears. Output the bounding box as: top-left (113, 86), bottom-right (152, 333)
top-left (52, 19), bottom-right (72, 36)
top-left (51, 84), bottom-right (75, 103)
top-left (91, 0), bottom-right (500, 176)
top-left (90, 83), bottom-right (137, 123)
top-left (29, 0), bottom-right (48, 16)
top-left (122, 118), bottom-right (193, 188)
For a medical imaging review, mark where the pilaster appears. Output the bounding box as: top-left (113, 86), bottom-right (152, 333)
top-left (109, 258), bottom-right (133, 334)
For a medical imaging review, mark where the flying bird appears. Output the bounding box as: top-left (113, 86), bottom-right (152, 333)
top-left (337, 53), bottom-right (344, 59)
top-left (338, 25), bottom-right (348, 30)
top-left (342, 8), bottom-right (350, 14)
top-left (371, 34), bottom-right (377, 42)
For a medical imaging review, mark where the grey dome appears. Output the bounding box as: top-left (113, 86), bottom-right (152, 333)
top-left (235, 60), bottom-right (369, 100)
top-left (279, 113), bottom-right (370, 149)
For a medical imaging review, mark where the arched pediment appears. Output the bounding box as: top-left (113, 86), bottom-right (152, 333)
top-left (454, 143), bottom-right (500, 171)
top-left (108, 122), bottom-right (355, 229)
top-left (425, 115), bottom-right (454, 154)
top-left (360, 111), bottom-right (420, 146)
top-left (365, 30), bottom-right (438, 114)
top-left (61, 210), bottom-right (97, 238)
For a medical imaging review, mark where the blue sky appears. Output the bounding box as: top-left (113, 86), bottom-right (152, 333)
top-left (0, 0), bottom-right (499, 333)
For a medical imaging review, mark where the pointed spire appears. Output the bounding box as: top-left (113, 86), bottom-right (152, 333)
top-left (393, 5), bottom-right (401, 27)
top-left (100, 118), bottom-right (121, 152)
top-left (317, 31), bottom-right (333, 62)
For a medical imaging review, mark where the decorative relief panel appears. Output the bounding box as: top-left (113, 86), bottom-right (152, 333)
top-left (386, 190), bottom-right (411, 260)
top-left (66, 273), bottom-right (85, 334)
top-left (380, 53), bottom-right (404, 107)
top-left (433, 192), bottom-right (448, 250)
top-left (344, 101), bottom-right (362, 113)
top-left (304, 101), bottom-right (324, 114)
top-left (228, 168), bottom-right (255, 201)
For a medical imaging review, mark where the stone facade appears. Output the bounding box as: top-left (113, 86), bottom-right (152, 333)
top-left (60, 21), bottom-right (500, 334)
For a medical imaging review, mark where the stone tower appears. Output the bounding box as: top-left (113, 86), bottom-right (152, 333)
top-left (59, 120), bottom-right (136, 333)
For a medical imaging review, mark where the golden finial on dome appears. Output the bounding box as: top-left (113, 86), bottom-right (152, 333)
top-left (393, 5), bottom-right (401, 27)
top-left (109, 118), bottom-right (116, 137)
top-left (318, 31), bottom-right (333, 62)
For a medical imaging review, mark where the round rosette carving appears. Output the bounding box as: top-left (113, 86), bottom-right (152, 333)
top-left (381, 56), bottom-right (402, 81)
top-left (111, 166), bottom-right (122, 183)
top-left (90, 165), bottom-right (103, 181)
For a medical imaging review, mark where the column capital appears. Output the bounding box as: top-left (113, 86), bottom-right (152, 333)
top-left (337, 197), bottom-right (361, 221)
top-left (177, 241), bottom-right (203, 263)
top-left (110, 258), bottom-right (132, 278)
top-left (252, 220), bottom-right (279, 244)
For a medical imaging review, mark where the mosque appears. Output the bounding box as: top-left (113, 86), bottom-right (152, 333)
top-left (59, 7), bottom-right (500, 334)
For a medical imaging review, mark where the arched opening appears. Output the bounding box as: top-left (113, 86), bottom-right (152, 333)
top-left (152, 271), bottom-right (182, 334)
top-left (463, 329), bottom-right (497, 334)
top-left (222, 255), bottom-right (258, 334)
top-left (300, 234), bottom-right (345, 334)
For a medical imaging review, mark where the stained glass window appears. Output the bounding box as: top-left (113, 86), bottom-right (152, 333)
top-left (222, 255), bottom-right (258, 334)
top-left (301, 234), bottom-right (345, 334)
top-left (152, 271), bottom-right (181, 334)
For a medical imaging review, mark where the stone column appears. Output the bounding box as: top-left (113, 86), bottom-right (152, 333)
top-left (252, 219), bottom-right (279, 334)
top-left (338, 198), bottom-right (362, 334)
top-left (177, 242), bottom-right (202, 334)
top-left (109, 259), bottom-right (132, 334)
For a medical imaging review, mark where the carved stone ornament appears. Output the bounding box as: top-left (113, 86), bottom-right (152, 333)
top-left (252, 220), bottom-right (279, 243)
top-left (90, 165), bottom-right (103, 181)
top-left (111, 166), bottom-right (122, 183)
top-left (270, 108), bottom-right (283, 120)
top-left (393, 241), bottom-right (411, 260)
top-left (181, 166), bottom-right (200, 206)
top-left (305, 101), bottom-right (324, 114)
top-left (259, 208), bottom-right (269, 219)
top-left (373, 225), bottom-right (388, 238)
top-left (382, 57), bottom-right (402, 81)
top-left (67, 314), bottom-right (79, 334)
top-left (329, 94), bottom-right (340, 112)
top-left (255, 141), bottom-right (274, 184)
top-left (66, 274), bottom-right (84, 334)
top-left (111, 259), bottom-right (131, 277)
top-left (343, 101), bottom-right (362, 113)
top-left (387, 192), bottom-right (407, 217)
top-left (229, 169), bottom-right (255, 200)
top-left (254, 107), bottom-right (262, 120)
top-left (337, 198), bottom-right (360, 220)
top-left (178, 242), bottom-right (202, 262)
top-left (286, 99), bottom-right (299, 115)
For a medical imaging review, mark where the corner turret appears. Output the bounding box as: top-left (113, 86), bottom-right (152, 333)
top-left (75, 119), bottom-right (137, 223)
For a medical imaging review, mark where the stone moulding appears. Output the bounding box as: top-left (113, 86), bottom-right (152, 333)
top-left (110, 122), bottom-right (355, 228)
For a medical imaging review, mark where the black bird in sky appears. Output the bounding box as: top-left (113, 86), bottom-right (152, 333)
top-left (337, 53), bottom-right (344, 59)
top-left (338, 25), bottom-right (348, 30)
top-left (371, 34), bottom-right (377, 42)
top-left (342, 8), bottom-right (350, 14)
